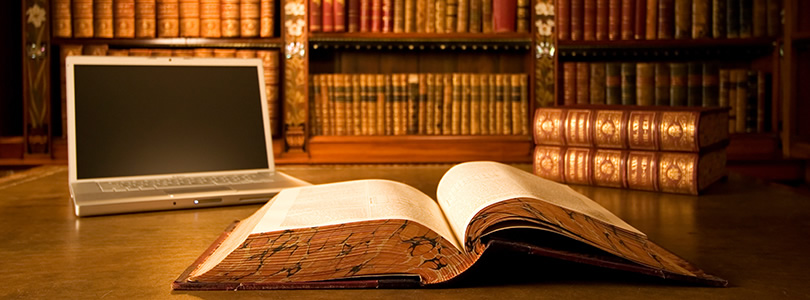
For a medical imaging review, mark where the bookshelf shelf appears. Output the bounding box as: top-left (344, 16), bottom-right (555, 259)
top-left (51, 38), bottom-right (285, 49)
top-left (309, 33), bottom-right (533, 50)
top-left (557, 38), bottom-right (776, 60)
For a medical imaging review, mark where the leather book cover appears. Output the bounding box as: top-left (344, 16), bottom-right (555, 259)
top-left (605, 63), bottom-right (622, 105)
top-left (756, 72), bottom-right (769, 133)
top-left (334, 0), bottom-right (346, 31)
top-left (589, 63), bottom-right (607, 105)
top-left (738, 0), bottom-right (753, 38)
top-left (728, 69), bottom-right (740, 133)
top-left (456, 0), bottom-right (469, 32)
top-left (392, 0), bottom-right (404, 32)
top-left (360, 0), bottom-right (371, 32)
top-left (702, 63), bottom-right (719, 107)
top-left (654, 62), bottom-right (671, 106)
top-left (669, 62), bottom-right (687, 106)
top-left (481, 0), bottom-right (492, 32)
top-left (450, 74), bottom-right (462, 135)
top-left (406, 74), bottom-right (419, 134)
top-left (260, 0), bottom-right (274, 36)
top-left (240, 0), bottom-right (261, 37)
top-left (469, 74), bottom-right (481, 135)
top-left (726, 0), bottom-right (740, 38)
top-left (435, 0), bottom-right (447, 33)
top-left (417, 0), bottom-right (428, 32)
top-left (311, 0), bottom-right (323, 32)
top-left (323, 0), bottom-right (335, 32)
top-left (584, 0), bottom-right (597, 40)
top-left (347, 0), bottom-right (359, 32)
top-left (220, 0), bottom-right (240, 37)
top-left (656, 0), bottom-right (674, 39)
top-left (752, 0), bottom-right (766, 37)
top-left (73, 0), bottom-right (94, 38)
top-left (460, 74), bottom-right (471, 135)
top-left (426, 74), bottom-right (436, 135)
top-left (199, 0), bottom-right (221, 37)
top-left (384, 74), bottom-right (394, 135)
top-left (687, 62), bottom-right (703, 107)
top-left (563, 62), bottom-right (577, 106)
top-left (743, 71), bottom-right (757, 133)
top-left (718, 69), bottom-right (730, 108)
top-left (692, 0), bottom-right (709, 38)
top-left (179, 0), bottom-right (200, 37)
top-left (135, 0), bottom-right (157, 38)
top-left (367, 74), bottom-right (379, 135)
top-left (376, 74), bottom-right (386, 135)
top-left (634, 0), bottom-right (646, 39)
top-left (516, 0), bottom-right (529, 32)
top-left (673, 0), bottom-right (689, 39)
top-left (335, 74), bottom-right (347, 136)
top-left (157, 0), bottom-right (180, 37)
top-left (352, 74), bottom-right (363, 135)
top-left (442, 74), bottom-right (453, 135)
top-left (712, 0), bottom-right (726, 38)
top-left (576, 62), bottom-right (591, 105)
top-left (596, 0), bottom-right (609, 40)
top-left (469, 0), bottom-right (482, 33)
top-left (519, 74), bottom-right (529, 135)
top-left (636, 63), bottom-right (655, 106)
top-left (510, 74), bottom-right (524, 135)
top-left (371, 0), bottom-right (382, 32)
top-left (94, 0), bottom-right (114, 38)
top-left (571, 0), bottom-right (584, 40)
top-left (620, 0), bottom-right (635, 40)
top-left (487, 74), bottom-right (497, 135)
top-left (405, 0), bottom-right (416, 32)
top-left (766, 0), bottom-right (780, 37)
top-left (645, 0), bottom-right (657, 39)
top-left (493, 74), bottom-right (505, 135)
top-left (114, 0), bottom-right (136, 38)
top-left (608, 0), bottom-right (620, 40)
top-left (558, 0), bottom-right (571, 40)
top-left (54, 0), bottom-right (73, 38)
top-left (492, 0), bottom-right (516, 33)
top-left (621, 62), bottom-right (637, 105)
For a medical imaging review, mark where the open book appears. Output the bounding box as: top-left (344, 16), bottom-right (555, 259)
top-left (173, 162), bottom-right (726, 289)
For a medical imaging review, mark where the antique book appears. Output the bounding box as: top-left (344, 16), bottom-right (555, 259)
top-left (726, 0), bottom-right (740, 38)
top-left (532, 105), bottom-right (730, 152)
top-left (54, 0), bottom-right (73, 38)
top-left (687, 62), bottom-right (703, 107)
top-left (620, 62), bottom-right (636, 105)
top-left (636, 62), bottom-right (654, 106)
top-left (533, 146), bottom-right (727, 195)
top-left (443, 74), bottom-right (454, 135)
top-left (178, 0), bottom-right (200, 37)
top-left (456, 0), bottom-right (469, 32)
top-left (738, 0), bottom-right (753, 38)
top-left (654, 62), bottom-right (671, 106)
top-left (347, 0), bottom-right (359, 31)
top-left (240, 0), bottom-right (261, 37)
top-left (157, 0), bottom-right (180, 37)
top-left (558, 0), bottom-right (571, 40)
top-left (335, 74), bottom-right (347, 136)
top-left (115, 0), bottom-right (136, 38)
top-left (645, 0), bottom-right (657, 39)
top-left (634, 0), bottom-right (646, 39)
top-left (766, 0), bottom-right (780, 37)
top-left (757, 72), bottom-right (771, 133)
top-left (73, 0), bottom-right (94, 38)
top-left (135, 0), bottom-right (156, 38)
top-left (487, 74), bottom-right (498, 134)
top-left (151, 48), bottom-right (174, 56)
top-left (323, 0), bottom-right (335, 32)
top-left (469, 74), bottom-right (481, 135)
top-left (433, 74), bottom-right (445, 135)
top-left (451, 74), bottom-right (462, 135)
top-left (405, 0), bottom-right (416, 32)
top-left (391, 0), bottom-right (404, 32)
top-left (589, 62), bottom-right (607, 105)
top-left (366, 74), bottom-right (378, 135)
top-left (407, 74), bottom-right (420, 134)
top-left (478, 74), bottom-right (490, 135)
top-left (200, 0), bottom-right (222, 37)
top-left (334, 0), bottom-right (346, 32)
top-left (571, 0), bottom-right (584, 40)
top-left (743, 71), bottom-right (757, 133)
top-left (82, 44), bottom-right (109, 56)
top-left (563, 62), bottom-right (577, 106)
top-left (510, 74), bottom-right (525, 135)
top-left (727, 69), bottom-right (739, 133)
top-left (576, 62), bottom-right (590, 105)
top-left (371, 0), bottom-right (382, 32)
top-left (221, 0), bottom-right (240, 37)
top-left (352, 74), bottom-right (363, 135)
top-left (500, 74), bottom-right (512, 135)
top-left (382, 0), bottom-right (393, 32)
top-left (608, 0), bottom-right (620, 40)
top-left (425, 74), bottom-right (436, 135)
top-left (213, 48), bottom-right (237, 57)
top-left (492, 0), bottom-right (516, 33)
top-left (173, 161), bottom-right (727, 289)
top-left (481, 0), bottom-right (492, 33)
top-left (516, 0), bottom-right (529, 32)
top-left (657, 0), bottom-right (674, 39)
top-left (519, 73), bottom-right (529, 135)
top-left (128, 48), bottom-right (153, 56)
top-left (596, 0), bottom-right (609, 40)
top-left (94, 0), bottom-right (115, 38)
top-left (605, 62), bottom-right (622, 105)
top-left (260, 0), bottom-right (274, 36)
top-left (620, 0), bottom-right (634, 40)
top-left (752, 0), bottom-right (766, 37)
top-left (493, 74), bottom-right (505, 135)
top-left (718, 69), bottom-right (730, 108)
top-left (712, 0), bottom-right (726, 38)
top-left (584, 0), bottom-right (597, 40)
top-left (460, 74), bottom-right (471, 135)
top-left (673, 0), bottom-right (690, 39)
top-left (692, 0), bottom-right (709, 38)
top-left (445, 0), bottom-right (459, 33)
top-left (669, 62), bottom-right (687, 106)
top-left (378, 74), bottom-right (388, 135)
top-left (311, 0), bottom-right (323, 31)
top-left (468, 0), bottom-right (481, 33)
top-left (702, 63), bottom-right (719, 107)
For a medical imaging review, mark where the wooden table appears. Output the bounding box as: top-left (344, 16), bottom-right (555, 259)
top-left (1, 164), bottom-right (809, 299)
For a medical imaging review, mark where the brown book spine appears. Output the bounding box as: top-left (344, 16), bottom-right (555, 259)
top-left (478, 74), bottom-right (490, 135)
top-left (468, 0), bottom-right (481, 33)
top-left (323, 0), bottom-right (334, 32)
top-left (442, 74), bottom-right (453, 135)
top-left (608, 0), bottom-right (620, 40)
top-left (606, 63), bottom-right (622, 105)
top-left (235, 49), bottom-right (257, 58)
top-left (82, 44), bottom-right (109, 55)
top-left (115, 0), bottom-right (136, 38)
top-left (382, 0), bottom-right (393, 32)
top-left (199, 0), bottom-right (220, 37)
top-left (311, 75), bottom-right (321, 135)
top-left (559, 0), bottom-right (571, 40)
top-left (576, 62), bottom-right (591, 104)
top-left (334, 74), bottom-right (347, 135)
top-left (435, 0), bottom-right (446, 33)
top-left (469, 74), bottom-right (480, 135)
top-left (371, 0), bottom-right (382, 32)
top-left (742, 70), bottom-right (755, 132)
top-left (498, 74), bottom-right (511, 135)
top-left (492, 0), bottom-right (516, 32)
top-left (571, 0), bottom-right (584, 40)
top-left (383, 74), bottom-right (393, 135)
top-left (511, 74), bottom-right (524, 135)
top-left (94, 0), bottom-right (114, 38)
top-left (456, 0), bottom-right (468, 32)
top-left (311, 0), bottom-right (323, 32)
top-left (596, 0), bottom-right (609, 40)
top-left (368, 74), bottom-right (380, 135)
top-left (532, 146), bottom-right (566, 183)
top-left (584, 0), bottom-right (597, 40)
top-left (645, 0), bottom-right (657, 39)
top-left (673, 0), bottom-right (689, 39)
top-left (334, 0), bottom-right (346, 31)
top-left (157, 0), bottom-right (180, 37)
top-left (405, 74), bottom-right (418, 134)
top-left (151, 48), bottom-right (174, 56)
top-left (687, 62), bottom-right (703, 106)
top-left (692, 0), bottom-right (709, 38)
top-left (460, 74), bottom-right (471, 135)
top-left (425, 74), bottom-right (436, 135)
top-left (520, 74), bottom-right (529, 135)
top-left (480, 0), bottom-right (491, 33)
top-left (590, 63), bottom-right (607, 104)
top-left (516, 0), bottom-right (529, 33)
top-left (392, 0), bottom-right (403, 32)
top-left (135, 0), bottom-right (156, 37)
top-left (738, 0), bottom-right (753, 38)
top-left (213, 48), bottom-right (236, 57)
top-left (487, 74), bottom-right (498, 134)
top-left (621, 62), bottom-right (637, 105)
top-left (752, 0), bottom-right (766, 37)
top-left (627, 150), bottom-right (658, 191)
top-left (727, 0), bottom-right (739, 38)
top-left (766, 0), bottom-right (780, 37)
top-left (591, 148), bottom-right (627, 188)
top-left (360, 0), bottom-right (370, 31)
top-left (179, 0), bottom-right (200, 37)
top-left (221, 0), bottom-right (240, 37)
top-left (563, 109), bottom-right (594, 147)
top-left (128, 48), bottom-right (152, 56)
top-left (702, 63), bottom-right (719, 107)
top-left (634, 0), bottom-right (646, 39)
top-left (636, 63), bottom-right (654, 106)
top-left (417, 74), bottom-right (428, 134)
top-left (240, 0), bottom-right (260, 36)
top-left (620, 0), bottom-right (635, 40)
top-left (654, 62), bottom-right (671, 106)
top-left (563, 62), bottom-right (577, 106)
top-left (756, 71), bottom-right (767, 132)
top-left (657, 0), bottom-right (673, 39)
top-left (54, 0), bottom-right (73, 38)
top-left (712, 0), bottom-right (726, 38)
top-left (494, 74), bottom-right (505, 135)
top-left (416, 0), bottom-right (427, 32)
top-left (627, 110), bottom-right (658, 149)
top-left (451, 74), bottom-right (462, 135)
top-left (73, 0), bottom-right (94, 38)
top-left (260, 0), bottom-right (273, 37)
top-left (347, 0), bottom-right (359, 32)
top-left (324, 74), bottom-right (334, 135)
top-left (352, 74), bottom-right (362, 135)
top-left (670, 62), bottom-right (687, 106)
top-left (377, 74), bottom-right (387, 135)
top-left (434, 74), bottom-right (446, 134)
top-left (718, 69), bottom-right (730, 108)
top-left (405, 0), bottom-right (416, 32)
top-left (108, 48), bottom-right (131, 56)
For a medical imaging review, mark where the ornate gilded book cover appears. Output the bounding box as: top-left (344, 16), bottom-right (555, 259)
top-left (533, 105), bottom-right (729, 152)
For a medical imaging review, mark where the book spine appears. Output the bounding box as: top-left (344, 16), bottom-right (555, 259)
top-left (584, 0), bottom-right (597, 40)
top-left (370, 74), bottom-right (380, 135)
top-left (442, 74), bottom-right (453, 135)
top-left (425, 0), bottom-right (436, 32)
top-left (115, 0), bottom-right (137, 38)
top-left (461, 74), bottom-right (471, 135)
top-left (199, 0), bottom-right (221, 37)
top-left (405, 0), bottom-right (416, 32)
top-left (734, 69), bottom-right (746, 133)
top-left (673, 0), bottom-right (689, 39)
top-left (511, 74), bottom-right (523, 135)
top-left (260, 0), bottom-right (274, 37)
top-left (687, 62), bottom-right (703, 106)
top-left (726, 0), bottom-right (739, 38)
top-left (377, 74), bottom-right (387, 134)
top-left (572, 0), bottom-right (584, 40)
top-left (360, 0), bottom-right (371, 31)
top-left (433, 73), bottom-right (444, 134)
top-left (608, 0), bottom-right (620, 40)
top-left (334, 74), bottom-right (347, 135)
top-left (590, 63), bottom-right (607, 105)
top-left (311, 75), bottom-right (321, 135)
top-left (576, 62), bottom-right (591, 104)
top-left (311, 0), bottom-right (322, 32)
top-left (766, 0), bottom-right (780, 37)
top-left (347, 0), bottom-right (359, 32)
top-left (451, 74), bottom-right (461, 135)
top-left (757, 72), bottom-right (770, 132)
top-left (645, 0), bottom-right (657, 39)
top-left (478, 74), bottom-right (490, 135)
top-left (627, 110), bottom-right (658, 149)
top-left (157, 0), bottom-right (180, 37)
top-left (564, 109), bottom-right (594, 147)
top-left (492, 0), bottom-right (516, 33)
top-left (494, 74), bottom-right (504, 134)
top-left (352, 74), bottom-right (363, 135)
top-left (74, 0), bottom-right (94, 38)
top-left (179, 0), bottom-right (200, 37)
top-left (501, 74), bottom-right (513, 135)
top-left (417, 0), bottom-right (427, 32)
top-left (702, 63), bottom-right (719, 107)
top-left (241, 0), bottom-right (261, 37)
top-left (654, 62), bottom-right (671, 106)
top-left (220, 0), bottom-right (240, 37)
top-left (634, 0), bottom-right (647, 39)
top-left (54, 0), bottom-right (73, 38)
top-left (620, 0), bottom-right (635, 40)
top-left (593, 109), bottom-right (626, 148)
top-left (636, 63), bottom-right (655, 106)
top-left (669, 62), bottom-right (687, 106)
top-left (559, 0), bottom-right (571, 40)
top-left (392, 0), bottom-right (404, 32)
top-left (626, 150), bottom-right (658, 191)
top-left (323, 0), bottom-right (335, 32)
top-left (739, 0), bottom-right (753, 38)
top-left (719, 69), bottom-right (730, 108)
top-left (516, 0), bottom-right (529, 32)
top-left (621, 62), bottom-right (637, 105)
top-left (563, 62), bottom-right (577, 105)
top-left (692, 0), bottom-right (709, 38)
top-left (752, 0), bottom-right (766, 37)
top-left (596, 0), bottom-right (609, 40)
top-left (481, 0), bottom-right (492, 33)
top-left (712, 0), bottom-right (726, 38)
top-left (334, 0), bottom-right (346, 31)
top-left (657, 0), bottom-right (674, 39)
top-left (426, 74), bottom-right (436, 135)
top-left (457, 0), bottom-right (469, 32)
top-left (532, 146), bottom-right (566, 183)
top-left (520, 74), bottom-right (529, 135)
top-left (382, 0), bottom-right (393, 32)
top-left (727, 69), bottom-right (738, 133)
top-left (418, 74), bottom-right (428, 134)
top-left (407, 74), bottom-right (419, 134)
top-left (436, 0), bottom-right (447, 33)
top-left (469, 0), bottom-right (481, 33)
top-left (605, 62), bottom-right (622, 105)
top-left (95, 0), bottom-right (115, 38)
top-left (371, 0), bottom-right (381, 32)
top-left (744, 70), bottom-right (757, 132)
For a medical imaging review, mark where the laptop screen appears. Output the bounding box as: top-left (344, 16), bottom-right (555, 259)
top-left (72, 62), bottom-right (270, 180)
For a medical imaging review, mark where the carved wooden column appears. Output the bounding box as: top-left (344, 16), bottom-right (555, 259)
top-left (534, 0), bottom-right (555, 108)
top-left (282, 0), bottom-right (309, 154)
top-left (22, 0), bottom-right (52, 158)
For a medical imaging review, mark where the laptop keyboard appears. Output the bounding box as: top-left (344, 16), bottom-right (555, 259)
top-left (97, 173), bottom-right (273, 192)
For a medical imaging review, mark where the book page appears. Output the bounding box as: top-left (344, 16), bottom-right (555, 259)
top-left (436, 162), bottom-right (643, 250)
top-left (252, 179), bottom-right (461, 250)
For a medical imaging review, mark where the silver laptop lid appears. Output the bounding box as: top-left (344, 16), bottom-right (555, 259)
top-left (66, 55), bottom-right (275, 183)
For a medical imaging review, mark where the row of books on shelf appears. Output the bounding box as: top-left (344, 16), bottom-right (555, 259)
top-left (57, 44), bottom-right (281, 136)
top-left (561, 61), bottom-right (771, 133)
top-left (309, 73), bottom-right (529, 136)
top-left (53, 0), bottom-right (276, 39)
top-left (557, 0), bottom-right (782, 41)
top-left (309, 0), bottom-right (530, 34)
top-left (531, 106), bottom-right (729, 195)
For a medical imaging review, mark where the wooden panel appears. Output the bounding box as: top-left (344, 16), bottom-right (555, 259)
top-left (282, 0), bottom-right (309, 153)
top-left (308, 135), bottom-right (533, 163)
top-left (22, 0), bottom-right (51, 157)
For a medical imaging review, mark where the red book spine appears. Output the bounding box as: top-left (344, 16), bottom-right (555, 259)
top-left (596, 0), bottom-right (609, 40)
top-left (634, 0), bottom-right (646, 39)
top-left (571, 0), bottom-right (584, 40)
top-left (492, 0), bottom-right (516, 32)
top-left (334, 0), bottom-right (346, 31)
top-left (371, 0), bottom-right (382, 32)
top-left (323, 0), bottom-right (334, 32)
top-left (657, 0), bottom-right (673, 39)
top-left (360, 0), bottom-right (371, 31)
top-left (348, 0), bottom-right (360, 32)
top-left (620, 0), bottom-right (635, 40)
top-left (584, 0), bottom-right (597, 40)
top-left (608, 0), bottom-right (620, 40)
top-left (381, 0), bottom-right (393, 32)
top-left (558, 0), bottom-right (571, 40)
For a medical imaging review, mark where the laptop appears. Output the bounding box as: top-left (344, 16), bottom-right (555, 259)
top-left (66, 55), bottom-right (310, 217)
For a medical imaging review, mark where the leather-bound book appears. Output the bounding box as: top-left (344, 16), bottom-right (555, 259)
top-left (493, 74), bottom-right (505, 134)
top-left (392, 0), bottom-right (404, 32)
top-left (726, 0), bottom-right (739, 38)
top-left (669, 62), bottom-right (687, 106)
top-left (94, 0), bottom-right (114, 38)
top-left (727, 69), bottom-right (738, 133)
top-left (752, 0), bottom-right (766, 37)
top-left (425, 74), bottom-right (436, 135)
top-left (445, 0), bottom-right (458, 33)
top-left (384, 74), bottom-right (394, 135)
top-left (516, 0), bottom-right (529, 32)
top-left (323, 0), bottom-right (334, 32)
top-left (621, 62), bottom-right (637, 105)
top-left (687, 62), bottom-right (703, 106)
top-left (73, 0), bottom-right (94, 38)
top-left (240, 0), bottom-right (261, 36)
top-left (434, 74), bottom-right (446, 134)
top-left (757, 72), bottom-right (770, 132)
top-left (501, 74), bottom-right (513, 135)
top-left (456, 0), bottom-right (469, 32)
top-left (608, 0), bottom-right (620, 40)
top-left (571, 0), bottom-right (584, 40)
top-left (673, 0), bottom-right (689, 39)
top-left (620, 0), bottom-right (635, 40)
top-left (83, 44), bottom-right (109, 55)
top-left (636, 63), bottom-right (655, 106)
top-left (733, 69), bottom-right (746, 132)
top-left (200, 0), bottom-right (221, 37)
top-left (596, 0), bottom-right (609, 40)
top-left (743, 71), bottom-right (757, 133)
top-left (738, 0), bottom-right (753, 38)
top-left (511, 74), bottom-right (526, 135)
top-left (718, 69), bottom-right (730, 108)
top-left (405, 0), bottom-right (416, 32)
top-left (519, 74), bottom-right (529, 135)
top-left (563, 62), bottom-right (577, 106)
top-left (179, 0), bottom-right (200, 37)
top-left (589, 63), bottom-right (607, 105)
top-left (347, 0), bottom-right (359, 32)
top-left (478, 74), bottom-right (490, 135)
top-left (468, 0), bottom-right (481, 33)
top-left (692, 0), bottom-right (709, 38)
top-left (311, 0), bottom-right (323, 32)
top-left (220, 0), bottom-right (240, 37)
top-left (382, 0), bottom-right (393, 32)
top-left (634, 0), bottom-right (646, 39)
top-left (654, 62), bottom-right (671, 106)
top-left (407, 74), bottom-right (420, 134)
top-left (450, 74), bottom-right (462, 135)
top-left (766, 0), bottom-right (780, 37)
top-left (351, 74), bottom-right (363, 135)
top-left (418, 74), bottom-right (428, 134)
top-left (460, 74), bottom-right (471, 135)
top-left (334, 0), bottom-right (346, 32)
top-left (487, 74), bottom-right (498, 134)
top-left (337, 74), bottom-right (349, 136)
top-left (417, 0), bottom-right (428, 32)
top-left (584, 0), bottom-right (597, 40)
top-left (192, 48), bottom-right (213, 57)
top-left (712, 0), bottom-right (726, 38)
top-left (559, 0), bottom-right (571, 40)
top-left (657, 0), bottom-right (674, 39)
top-left (260, 0), bottom-right (274, 36)
top-left (576, 62), bottom-right (591, 105)
top-left (481, 0), bottom-right (492, 33)
top-left (605, 62), bottom-right (622, 105)
top-left (115, 0), bottom-right (136, 38)
top-left (702, 63), bottom-right (719, 107)
top-left (371, 0), bottom-right (382, 32)
top-left (492, 0), bottom-right (516, 32)
top-left (156, 0), bottom-right (179, 37)
top-left (367, 74), bottom-right (379, 135)
top-left (54, 0), bottom-right (73, 38)
top-left (645, 0), bottom-right (657, 39)
top-left (213, 48), bottom-right (236, 57)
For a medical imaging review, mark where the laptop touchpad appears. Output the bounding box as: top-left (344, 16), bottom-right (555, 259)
top-left (163, 186), bottom-right (234, 195)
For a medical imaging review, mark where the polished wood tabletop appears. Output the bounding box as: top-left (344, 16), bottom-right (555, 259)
top-left (1, 164), bottom-right (809, 299)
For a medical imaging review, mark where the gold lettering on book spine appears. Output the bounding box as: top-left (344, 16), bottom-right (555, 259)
top-left (659, 111), bottom-right (698, 152)
top-left (627, 151), bottom-right (656, 191)
top-left (532, 146), bottom-right (563, 182)
top-left (593, 149), bottom-right (624, 188)
top-left (627, 111), bottom-right (657, 150)
top-left (533, 109), bottom-right (564, 145)
top-left (564, 147), bottom-right (591, 185)
top-left (565, 110), bottom-right (593, 147)
top-left (594, 110), bottom-right (625, 148)
top-left (659, 152), bottom-right (697, 194)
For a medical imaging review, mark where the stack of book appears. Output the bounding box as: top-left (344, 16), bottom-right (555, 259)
top-left (309, 0), bottom-right (530, 33)
top-left (556, 0), bottom-right (781, 41)
top-left (532, 105), bottom-right (728, 195)
top-left (309, 73), bottom-right (529, 136)
top-left (53, 0), bottom-right (276, 39)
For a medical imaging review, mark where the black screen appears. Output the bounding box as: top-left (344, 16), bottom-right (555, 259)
top-left (74, 64), bottom-right (269, 179)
